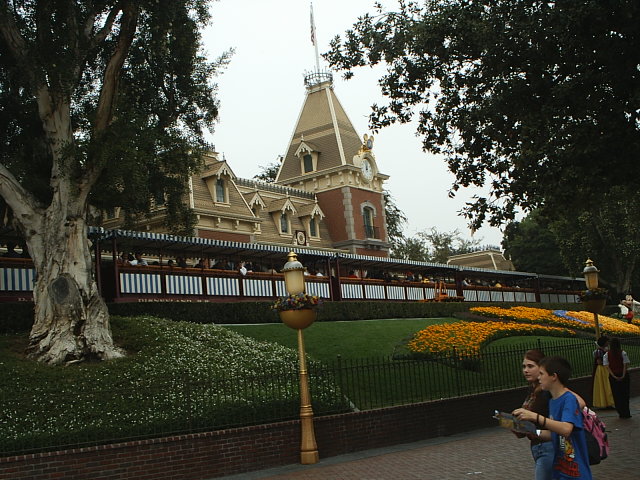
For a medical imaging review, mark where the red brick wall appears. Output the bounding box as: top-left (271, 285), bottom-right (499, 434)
top-left (2, 370), bottom-right (637, 479)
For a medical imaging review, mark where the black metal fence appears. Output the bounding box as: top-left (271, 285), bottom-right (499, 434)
top-left (3, 337), bottom-right (639, 457)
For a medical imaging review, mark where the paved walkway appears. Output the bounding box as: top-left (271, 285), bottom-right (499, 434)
top-left (219, 397), bottom-right (639, 480)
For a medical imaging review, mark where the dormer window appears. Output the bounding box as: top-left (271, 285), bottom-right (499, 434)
top-left (215, 178), bottom-right (226, 203)
top-left (309, 217), bottom-right (318, 237)
top-left (294, 141), bottom-right (319, 175)
top-left (303, 154), bottom-right (314, 173)
top-left (280, 212), bottom-right (290, 233)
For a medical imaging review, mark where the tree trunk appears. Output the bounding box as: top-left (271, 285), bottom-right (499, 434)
top-left (26, 210), bottom-right (123, 364)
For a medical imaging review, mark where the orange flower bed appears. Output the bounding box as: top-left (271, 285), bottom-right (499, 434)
top-left (407, 321), bottom-right (574, 355)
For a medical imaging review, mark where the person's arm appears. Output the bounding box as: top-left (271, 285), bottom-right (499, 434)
top-left (512, 408), bottom-right (574, 437)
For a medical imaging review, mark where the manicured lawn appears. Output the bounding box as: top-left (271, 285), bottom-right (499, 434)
top-left (225, 318), bottom-right (460, 361)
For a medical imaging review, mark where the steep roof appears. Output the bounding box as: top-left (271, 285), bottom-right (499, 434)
top-left (276, 76), bottom-right (362, 184)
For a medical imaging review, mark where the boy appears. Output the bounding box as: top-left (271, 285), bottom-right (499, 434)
top-left (513, 356), bottom-right (592, 479)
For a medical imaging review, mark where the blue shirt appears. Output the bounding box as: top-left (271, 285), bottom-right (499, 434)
top-left (549, 391), bottom-right (592, 479)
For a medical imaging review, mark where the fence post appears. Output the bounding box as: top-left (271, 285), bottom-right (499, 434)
top-left (452, 346), bottom-right (461, 397)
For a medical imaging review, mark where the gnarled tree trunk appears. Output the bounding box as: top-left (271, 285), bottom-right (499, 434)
top-left (25, 206), bottom-right (122, 364)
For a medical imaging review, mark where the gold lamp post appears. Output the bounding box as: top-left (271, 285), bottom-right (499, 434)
top-left (583, 258), bottom-right (603, 340)
top-left (281, 252), bottom-right (319, 465)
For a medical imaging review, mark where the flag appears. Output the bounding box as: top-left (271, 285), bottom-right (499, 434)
top-left (310, 3), bottom-right (317, 45)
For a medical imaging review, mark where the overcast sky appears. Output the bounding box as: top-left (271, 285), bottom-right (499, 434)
top-left (202, 0), bottom-right (505, 247)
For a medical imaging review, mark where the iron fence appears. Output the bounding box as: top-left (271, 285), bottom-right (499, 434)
top-left (2, 336), bottom-right (638, 456)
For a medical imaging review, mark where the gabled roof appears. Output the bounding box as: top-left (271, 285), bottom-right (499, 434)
top-left (244, 191), bottom-right (267, 210)
top-left (294, 140), bottom-right (321, 157)
top-left (267, 197), bottom-right (297, 214)
top-left (200, 160), bottom-right (236, 181)
top-left (296, 203), bottom-right (325, 219)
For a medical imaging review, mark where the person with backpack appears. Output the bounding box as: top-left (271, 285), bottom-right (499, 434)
top-left (514, 356), bottom-right (592, 479)
top-left (603, 337), bottom-right (632, 419)
top-left (514, 349), bottom-right (554, 480)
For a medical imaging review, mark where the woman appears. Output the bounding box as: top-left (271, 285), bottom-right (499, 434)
top-left (604, 337), bottom-right (632, 419)
top-left (592, 336), bottom-right (614, 409)
top-left (517, 349), bottom-right (554, 480)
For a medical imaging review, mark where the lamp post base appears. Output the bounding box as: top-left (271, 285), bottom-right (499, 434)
top-left (301, 450), bottom-right (320, 464)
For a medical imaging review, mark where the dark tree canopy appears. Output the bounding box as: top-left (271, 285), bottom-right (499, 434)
top-left (326, 0), bottom-right (640, 229)
top-left (1, 0), bottom-right (230, 236)
top-left (502, 210), bottom-right (570, 276)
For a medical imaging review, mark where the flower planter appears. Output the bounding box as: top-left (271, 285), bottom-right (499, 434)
top-left (279, 309), bottom-right (316, 329)
top-left (583, 298), bottom-right (606, 314)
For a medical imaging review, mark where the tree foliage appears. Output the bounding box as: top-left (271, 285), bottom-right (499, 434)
top-left (392, 227), bottom-right (480, 263)
top-left (253, 161), bottom-right (280, 182)
top-left (0, 0), bottom-right (226, 363)
top-left (325, 0), bottom-right (640, 230)
top-left (383, 190), bottom-right (407, 251)
top-left (502, 210), bottom-right (570, 276)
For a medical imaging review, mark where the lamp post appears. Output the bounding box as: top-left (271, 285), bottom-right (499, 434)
top-left (281, 252), bottom-right (319, 465)
top-left (583, 258), bottom-right (603, 340)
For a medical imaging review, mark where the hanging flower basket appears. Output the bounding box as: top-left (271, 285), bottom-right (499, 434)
top-left (583, 298), bottom-right (606, 314)
top-left (272, 293), bottom-right (322, 329)
top-left (279, 308), bottom-right (317, 329)
top-left (579, 288), bottom-right (607, 314)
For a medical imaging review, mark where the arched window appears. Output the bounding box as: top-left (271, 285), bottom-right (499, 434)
top-left (363, 206), bottom-right (375, 238)
top-left (280, 213), bottom-right (289, 233)
top-left (215, 178), bottom-right (226, 203)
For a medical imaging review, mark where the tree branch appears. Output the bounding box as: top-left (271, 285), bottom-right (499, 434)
top-left (0, 163), bottom-right (42, 232)
top-left (0, 0), bottom-right (36, 85)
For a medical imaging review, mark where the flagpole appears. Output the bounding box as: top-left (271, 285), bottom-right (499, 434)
top-left (310, 2), bottom-right (320, 71)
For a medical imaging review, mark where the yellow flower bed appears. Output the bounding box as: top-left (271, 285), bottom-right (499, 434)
top-left (470, 306), bottom-right (640, 336)
top-left (407, 321), bottom-right (574, 355)
top-left (564, 310), bottom-right (640, 336)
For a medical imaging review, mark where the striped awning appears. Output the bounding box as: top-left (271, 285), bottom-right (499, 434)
top-left (88, 227), bottom-right (584, 284)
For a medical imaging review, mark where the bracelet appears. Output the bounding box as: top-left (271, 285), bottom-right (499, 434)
top-left (543, 416), bottom-right (547, 427)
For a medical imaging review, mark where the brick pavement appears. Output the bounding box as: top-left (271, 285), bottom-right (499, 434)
top-left (218, 397), bottom-right (639, 480)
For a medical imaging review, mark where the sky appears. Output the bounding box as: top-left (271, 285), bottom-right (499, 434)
top-left (201, 0), bottom-right (505, 248)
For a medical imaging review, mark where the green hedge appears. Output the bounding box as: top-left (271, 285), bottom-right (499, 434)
top-left (0, 300), bottom-right (589, 332)
top-left (0, 302), bottom-right (34, 333)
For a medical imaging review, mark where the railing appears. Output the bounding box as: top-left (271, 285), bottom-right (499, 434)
top-left (0, 258), bottom-right (580, 304)
top-left (4, 337), bottom-right (638, 456)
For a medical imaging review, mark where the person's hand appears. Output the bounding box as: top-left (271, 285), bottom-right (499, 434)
top-left (511, 430), bottom-right (526, 438)
top-left (512, 408), bottom-right (535, 422)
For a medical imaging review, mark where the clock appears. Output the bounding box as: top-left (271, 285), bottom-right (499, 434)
top-left (295, 230), bottom-right (307, 245)
top-left (361, 158), bottom-right (374, 182)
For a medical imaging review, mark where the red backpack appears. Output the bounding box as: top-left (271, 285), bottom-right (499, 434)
top-left (582, 407), bottom-right (609, 465)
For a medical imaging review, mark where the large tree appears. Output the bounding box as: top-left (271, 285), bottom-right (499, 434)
top-left (502, 210), bottom-right (570, 276)
top-left (0, 1), bottom-right (224, 364)
top-left (325, 1), bottom-right (640, 228)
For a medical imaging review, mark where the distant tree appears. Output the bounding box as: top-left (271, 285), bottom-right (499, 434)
top-left (393, 228), bottom-right (480, 263)
top-left (391, 235), bottom-right (428, 261)
top-left (383, 190), bottom-right (407, 253)
top-left (0, 1), bottom-right (224, 364)
top-left (419, 228), bottom-right (480, 264)
top-left (326, 0), bottom-right (640, 231)
top-left (254, 161), bottom-right (280, 182)
top-left (502, 211), bottom-right (570, 276)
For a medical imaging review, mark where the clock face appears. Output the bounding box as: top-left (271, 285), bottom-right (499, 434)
top-left (361, 159), bottom-right (374, 182)
top-left (296, 231), bottom-right (307, 245)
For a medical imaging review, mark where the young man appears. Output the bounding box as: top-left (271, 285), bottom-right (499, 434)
top-left (513, 356), bottom-right (592, 479)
